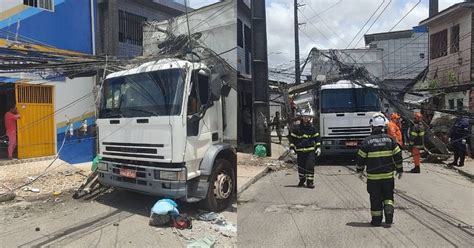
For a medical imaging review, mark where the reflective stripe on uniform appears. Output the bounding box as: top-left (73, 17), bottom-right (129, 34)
top-left (291, 133), bottom-right (320, 139)
top-left (357, 150), bottom-right (368, 158)
top-left (384, 200), bottom-right (394, 206)
top-left (371, 210), bottom-right (382, 216)
top-left (296, 147), bottom-right (315, 152)
top-left (393, 146), bottom-right (401, 155)
top-left (367, 172), bottom-right (394, 180)
top-left (290, 144), bottom-right (295, 148)
top-left (415, 145), bottom-right (424, 149)
top-left (367, 150), bottom-right (393, 158)
top-left (410, 131), bottom-right (425, 137)
top-left (315, 142), bottom-right (321, 147)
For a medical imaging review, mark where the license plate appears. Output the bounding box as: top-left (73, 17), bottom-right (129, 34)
top-left (120, 168), bottom-right (136, 178)
top-left (346, 141), bottom-right (358, 147)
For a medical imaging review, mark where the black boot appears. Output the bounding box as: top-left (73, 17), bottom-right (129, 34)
top-left (298, 180), bottom-right (305, 187)
top-left (384, 205), bottom-right (394, 225)
top-left (306, 182), bottom-right (315, 189)
top-left (370, 216), bottom-right (382, 226)
top-left (410, 166), bottom-right (420, 173)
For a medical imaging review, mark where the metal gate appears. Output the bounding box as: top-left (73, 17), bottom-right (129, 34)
top-left (15, 84), bottom-right (55, 159)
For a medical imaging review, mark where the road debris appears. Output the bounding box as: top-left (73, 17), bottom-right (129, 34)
top-left (0, 192), bottom-right (16, 203)
top-left (149, 199), bottom-right (179, 227)
top-left (197, 211), bottom-right (219, 221)
top-left (187, 236), bottom-right (216, 248)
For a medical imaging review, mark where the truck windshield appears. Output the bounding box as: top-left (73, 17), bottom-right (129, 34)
top-left (99, 69), bottom-right (185, 118)
top-left (321, 88), bottom-right (380, 113)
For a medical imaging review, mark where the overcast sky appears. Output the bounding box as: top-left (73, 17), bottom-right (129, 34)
top-left (190, 0), bottom-right (462, 80)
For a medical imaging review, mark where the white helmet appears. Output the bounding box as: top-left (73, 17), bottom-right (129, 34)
top-left (369, 113), bottom-right (388, 127)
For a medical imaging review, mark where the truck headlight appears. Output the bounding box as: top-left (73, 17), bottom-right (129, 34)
top-left (98, 162), bottom-right (108, 171)
top-left (158, 171), bottom-right (186, 181)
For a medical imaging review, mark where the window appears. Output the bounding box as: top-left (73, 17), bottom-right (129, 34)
top-left (450, 24), bottom-right (460, 53)
top-left (119, 10), bottom-right (147, 46)
top-left (244, 25), bottom-right (252, 74)
top-left (188, 71), bottom-right (210, 115)
top-left (23, 0), bottom-right (54, 11)
top-left (320, 88), bottom-right (381, 113)
top-left (237, 19), bottom-right (243, 48)
top-left (100, 69), bottom-right (185, 118)
top-left (430, 29), bottom-right (447, 59)
top-left (457, 98), bottom-right (463, 112)
top-left (448, 99), bottom-right (455, 110)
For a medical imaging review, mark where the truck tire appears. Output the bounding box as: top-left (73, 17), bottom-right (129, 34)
top-left (199, 159), bottom-right (235, 212)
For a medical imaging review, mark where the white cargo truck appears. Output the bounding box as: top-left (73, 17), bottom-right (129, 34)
top-left (95, 58), bottom-right (236, 212)
top-left (293, 80), bottom-right (382, 156)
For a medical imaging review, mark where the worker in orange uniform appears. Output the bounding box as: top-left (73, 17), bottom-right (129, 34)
top-left (387, 113), bottom-right (403, 148)
top-left (408, 112), bottom-right (425, 173)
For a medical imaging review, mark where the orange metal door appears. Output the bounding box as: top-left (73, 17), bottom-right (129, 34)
top-left (15, 84), bottom-right (55, 159)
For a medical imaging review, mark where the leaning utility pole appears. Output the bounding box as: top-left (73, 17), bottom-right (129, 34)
top-left (294, 0), bottom-right (301, 85)
top-left (251, 0), bottom-right (271, 156)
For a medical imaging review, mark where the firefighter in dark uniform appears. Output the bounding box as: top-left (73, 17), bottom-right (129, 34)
top-left (289, 115), bottom-right (321, 188)
top-left (356, 113), bottom-right (403, 226)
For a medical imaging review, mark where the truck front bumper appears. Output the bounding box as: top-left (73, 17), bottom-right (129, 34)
top-left (97, 160), bottom-right (188, 199)
top-left (321, 138), bottom-right (363, 156)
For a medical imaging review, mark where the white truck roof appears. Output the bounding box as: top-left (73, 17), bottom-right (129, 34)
top-left (321, 80), bottom-right (378, 90)
top-left (106, 58), bottom-right (207, 80)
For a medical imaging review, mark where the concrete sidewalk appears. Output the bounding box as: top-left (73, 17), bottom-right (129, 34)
top-left (237, 143), bottom-right (287, 195)
top-left (0, 159), bottom-right (91, 201)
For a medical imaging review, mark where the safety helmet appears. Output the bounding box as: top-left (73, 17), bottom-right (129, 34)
top-left (369, 113), bottom-right (388, 127)
top-left (390, 112), bottom-right (400, 121)
top-left (414, 112), bottom-right (423, 121)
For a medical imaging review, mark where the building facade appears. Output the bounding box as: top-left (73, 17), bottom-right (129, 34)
top-left (419, 2), bottom-right (474, 112)
top-left (0, 0), bottom-right (186, 163)
top-left (364, 28), bottom-right (429, 81)
top-left (0, 0), bottom-right (97, 163)
top-left (96, 0), bottom-right (185, 58)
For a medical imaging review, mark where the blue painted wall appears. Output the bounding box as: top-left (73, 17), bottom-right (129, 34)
top-left (57, 117), bottom-right (97, 164)
top-left (1, 0), bottom-right (95, 54)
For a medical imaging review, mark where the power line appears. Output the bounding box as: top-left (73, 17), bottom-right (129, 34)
top-left (389, 0), bottom-right (421, 32)
top-left (346, 0), bottom-right (386, 49)
top-left (353, 0), bottom-right (392, 48)
top-left (307, 0), bottom-right (343, 18)
top-left (305, 3), bottom-right (345, 47)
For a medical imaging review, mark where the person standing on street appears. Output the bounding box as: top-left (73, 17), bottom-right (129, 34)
top-left (449, 116), bottom-right (471, 167)
top-left (272, 111), bottom-right (283, 144)
top-left (4, 105), bottom-right (20, 160)
top-left (387, 112), bottom-right (403, 148)
top-left (408, 112), bottom-right (425, 173)
top-left (289, 115), bottom-right (321, 188)
top-left (356, 113), bottom-right (403, 227)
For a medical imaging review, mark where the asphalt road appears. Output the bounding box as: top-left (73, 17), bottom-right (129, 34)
top-left (238, 161), bottom-right (474, 247)
top-left (0, 189), bottom-right (236, 247)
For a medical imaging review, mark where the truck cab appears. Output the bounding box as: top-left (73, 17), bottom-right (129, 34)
top-left (318, 80), bottom-right (381, 156)
top-left (96, 58), bottom-right (236, 212)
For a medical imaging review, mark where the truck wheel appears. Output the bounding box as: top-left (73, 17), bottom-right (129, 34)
top-left (199, 159), bottom-right (235, 212)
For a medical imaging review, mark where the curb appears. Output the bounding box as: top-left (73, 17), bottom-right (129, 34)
top-left (454, 167), bottom-right (474, 180)
top-left (439, 163), bottom-right (474, 180)
top-left (237, 167), bottom-right (271, 197)
top-left (0, 156), bottom-right (56, 166)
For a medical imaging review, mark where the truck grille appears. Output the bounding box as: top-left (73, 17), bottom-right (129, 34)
top-left (102, 142), bottom-right (165, 159)
top-left (328, 126), bottom-right (371, 136)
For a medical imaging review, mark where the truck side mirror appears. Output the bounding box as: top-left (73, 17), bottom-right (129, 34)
top-left (210, 64), bottom-right (226, 101)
